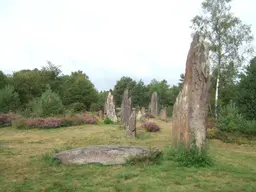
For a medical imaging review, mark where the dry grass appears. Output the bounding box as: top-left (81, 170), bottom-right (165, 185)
top-left (0, 119), bottom-right (256, 192)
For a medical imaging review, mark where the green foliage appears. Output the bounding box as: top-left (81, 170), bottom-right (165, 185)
top-left (104, 117), bottom-right (113, 124)
top-left (0, 85), bottom-right (20, 113)
top-left (191, 0), bottom-right (254, 117)
top-left (0, 71), bottom-right (8, 89)
top-left (39, 87), bottom-right (64, 117)
top-left (90, 102), bottom-right (100, 112)
top-left (236, 57), bottom-right (256, 120)
top-left (59, 71), bottom-right (98, 109)
top-left (113, 76), bottom-right (136, 107)
top-left (218, 103), bottom-right (246, 132)
top-left (218, 103), bottom-right (256, 135)
top-left (68, 102), bottom-right (86, 113)
top-left (11, 63), bottom-right (61, 107)
top-left (165, 142), bottom-right (214, 167)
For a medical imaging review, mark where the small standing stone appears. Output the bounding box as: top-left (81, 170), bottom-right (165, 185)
top-left (137, 111), bottom-right (142, 120)
top-left (160, 107), bottom-right (167, 122)
top-left (126, 110), bottom-right (136, 138)
top-left (141, 107), bottom-right (145, 115)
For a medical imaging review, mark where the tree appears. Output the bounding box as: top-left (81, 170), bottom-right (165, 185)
top-left (59, 71), bottom-right (98, 109)
top-left (191, 0), bottom-right (254, 118)
top-left (131, 80), bottom-right (150, 107)
top-left (0, 85), bottom-right (20, 113)
top-left (39, 86), bottom-right (64, 117)
top-left (236, 57), bottom-right (256, 120)
top-left (113, 76), bottom-right (136, 107)
top-left (0, 71), bottom-right (8, 89)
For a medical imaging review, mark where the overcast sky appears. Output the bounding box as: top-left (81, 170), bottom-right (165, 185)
top-left (0, 0), bottom-right (255, 91)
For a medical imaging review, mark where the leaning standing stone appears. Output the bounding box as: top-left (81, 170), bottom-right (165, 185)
top-left (172, 34), bottom-right (211, 149)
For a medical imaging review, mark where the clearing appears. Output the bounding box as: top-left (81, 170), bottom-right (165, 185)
top-left (1, 119), bottom-right (256, 192)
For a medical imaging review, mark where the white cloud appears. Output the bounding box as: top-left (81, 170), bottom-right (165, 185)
top-left (0, 0), bottom-right (255, 90)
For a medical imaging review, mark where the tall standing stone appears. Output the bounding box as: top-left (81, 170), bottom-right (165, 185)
top-left (172, 34), bottom-right (211, 149)
top-left (160, 107), bottom-right (167, 122)
top-left (126, 110), bottom-right (136, 138)
top-left (105, 91), bottom-right (117, 122)
top-left (120, 89), bottom-right (132, 128)
top-left (149, 92), bottom-right (158, 117)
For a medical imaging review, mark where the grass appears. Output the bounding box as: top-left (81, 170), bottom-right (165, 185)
top-left (0, 119), bottom-right (256, 191)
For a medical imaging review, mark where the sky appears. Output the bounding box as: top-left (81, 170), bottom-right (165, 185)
top-left (0, 0), bottom-right (255, 91)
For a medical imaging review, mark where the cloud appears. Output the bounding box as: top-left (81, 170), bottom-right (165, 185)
top-left (0, 0), bottom-right (255, 90)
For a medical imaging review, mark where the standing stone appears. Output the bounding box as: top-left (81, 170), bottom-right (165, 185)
top-left (120, 89), bottom-right (132, 128)
top-left (141, 107), bottom-right (145, 115)
top-left (137, 111), bottom-right (142, 120)
top-left (99, 110), bottom-right (103, 120)
top-left (126, 110), bottom-right (136, 138)
top-left (105, 91), bottom-right (117, 122)
top-left (172, 34), bottom-right (211, 149)
top-left (160, 107), bottom-right (167, 122)
top-left (149, 92), bottom-right (158, 117)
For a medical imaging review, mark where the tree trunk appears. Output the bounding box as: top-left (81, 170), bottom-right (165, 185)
top-left (214, 71), bottom-right (220, 119)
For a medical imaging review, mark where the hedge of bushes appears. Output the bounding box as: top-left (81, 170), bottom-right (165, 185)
top-left (1, 112), bottom-right (96, 129)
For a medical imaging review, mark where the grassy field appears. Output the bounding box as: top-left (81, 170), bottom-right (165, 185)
top-left (1, 119), bottom-right (256, 192)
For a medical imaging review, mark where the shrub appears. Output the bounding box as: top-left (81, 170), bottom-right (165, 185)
top-left (90, 103), bottom-right (100, 112)
top-left (39, 87), bottom-right (64, 117)
top-left (27, 118), bottom-right (61, 128)
top-left (218, 103), bottom-right (256, 135)
top-left (165, 141), bottom-right (214, 167)
top-left (207, 127), bottom-right (219, 139)
top-left (68, 102), bottom-right (86, 113)
top-left (84, 113), bottom-right (97, 124)
top-left (60, 115), bottom-right (85, 127)
top-left (142, 121), bottom-right (160, 132)
top-left (12, 118), bottom-right (28, 129)
top-left (218, 103), bottom-right (246, 133)
top-left (144, 113), bottom-right (155, 119)
top-left (0, 85), bottom-right (20, 113)
top-left (0, 113), bottom-right (17, 127)
top-left (104, 117), bottom-right (113, 124)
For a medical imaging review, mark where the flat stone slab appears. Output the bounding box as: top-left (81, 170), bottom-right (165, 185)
top-left (54, 145), bottom-right (159, 165)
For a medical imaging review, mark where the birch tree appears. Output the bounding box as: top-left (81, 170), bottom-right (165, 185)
top-left (191, 0), bottom-right (254, 118)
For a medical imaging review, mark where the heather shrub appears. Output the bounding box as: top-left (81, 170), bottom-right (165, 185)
top-left (39, 87), bottom-right (64, 117)
top-left (0, 113), bottom-right (17, 127)
top-left (104, 117), bottom-right (113, 124)
top-left (142, 121), bottom-right (160, 132)
top-left (84, 113), bottom-right (97, 124)
top-left (27, 118), bottom-right (61, 128)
